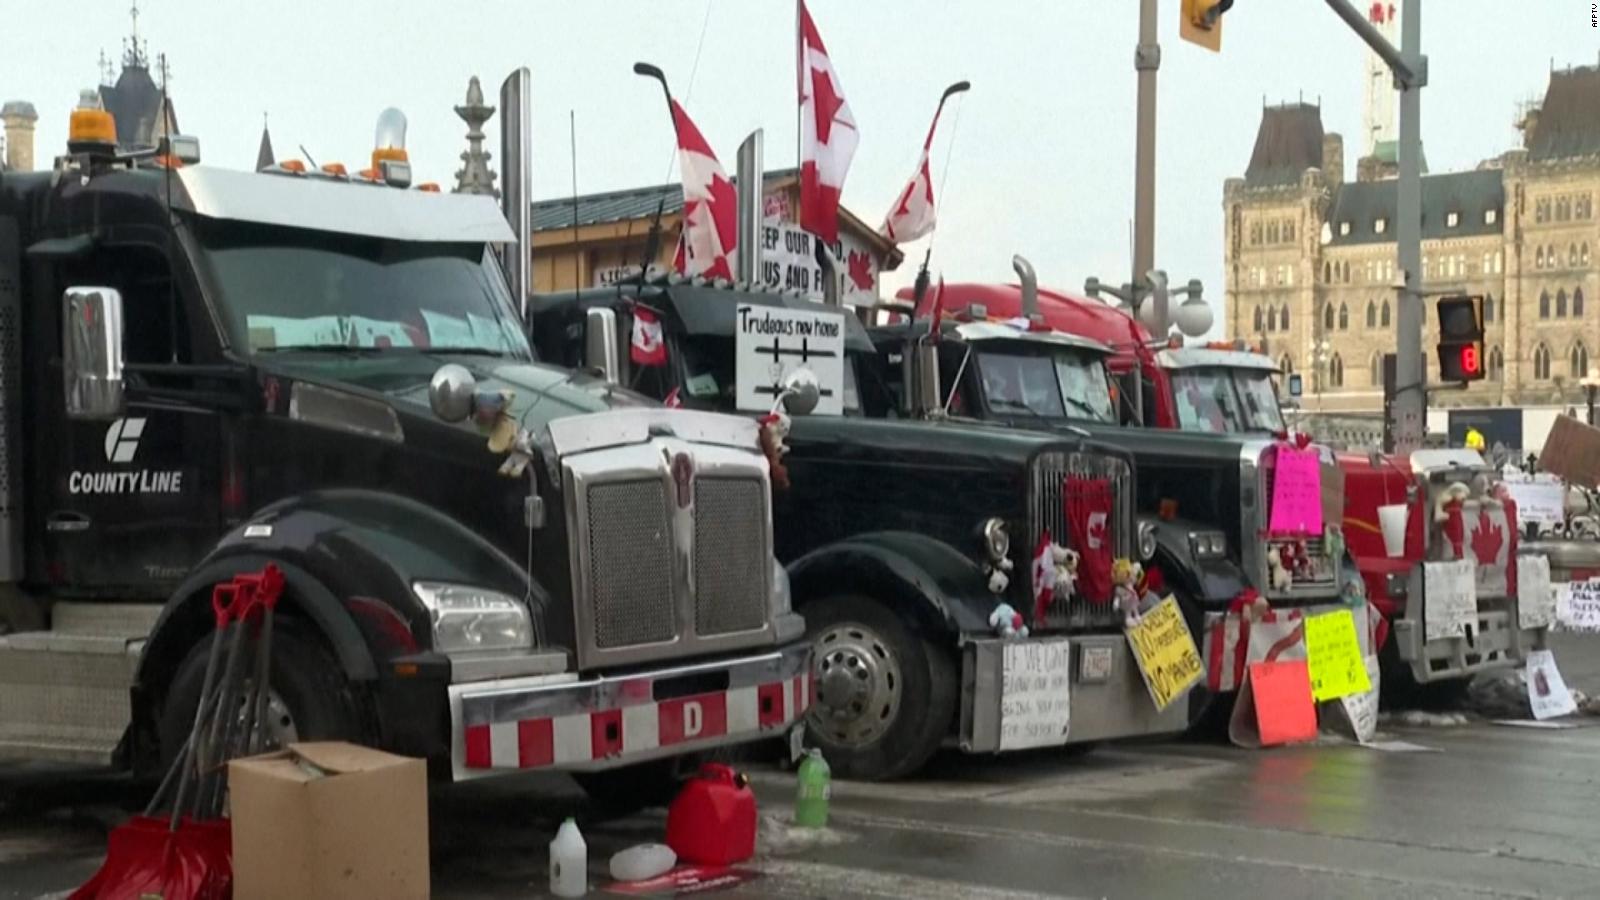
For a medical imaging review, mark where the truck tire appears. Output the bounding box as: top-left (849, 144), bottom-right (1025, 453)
top-left (803, 594), bottom-right (956, 781)
top-left (158, 620), bottom-right (371, 771)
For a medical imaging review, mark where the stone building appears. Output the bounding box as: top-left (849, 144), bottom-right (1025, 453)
top-left (1, 101), bottom-right (37, 172)
top-left (1224, 63), bottom-right (1600, 413)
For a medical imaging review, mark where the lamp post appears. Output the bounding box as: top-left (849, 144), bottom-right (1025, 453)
top-left (1582, 366), bottom-right (1600, 425)
top-left (1312, 340), bottom-right (1333, 403)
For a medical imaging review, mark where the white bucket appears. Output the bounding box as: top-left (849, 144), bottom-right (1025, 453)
top-left (1378, 504), bottom-right (1409, 558)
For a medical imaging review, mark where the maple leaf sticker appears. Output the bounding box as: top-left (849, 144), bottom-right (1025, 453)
top-left (847, 250), bottom-right (874, 291)
top-left (1470, 508), bottom-right (1503, 568)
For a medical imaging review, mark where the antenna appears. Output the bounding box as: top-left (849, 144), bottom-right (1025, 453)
top-left (298, 144), bottom-right (318, 169)
top-left (160, 52), bottom-right (178, 364)
top-left (570, 109), bottom-right (580, 302)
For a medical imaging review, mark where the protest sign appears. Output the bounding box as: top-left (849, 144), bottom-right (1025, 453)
top-left (1232, 660), bottom-right (1317, 748)
top-left (998, 639), bottom-right (1072, 750)
top-left (1304, 609), bottom-right (1371, 702)
top-left (1500, 473), bottom-right (1567, 527)
top-left (1269, 446), bottom-right (1324, 536)
top-left (1423, 559), bottom-right (1477, 641)
top-left (1125, 596), bottom-right (1203, 712)
top-left (1526, 649), bottom-right (1578, 721)
top-left (1557, 579), bottom-right (1600, 632)
top-left (1335, 656), bottom-right (1381, 744)
top-left (1517, 554), bottom-right (1556, 630)
top-left (1539, 415), bottom-right (1600, 489)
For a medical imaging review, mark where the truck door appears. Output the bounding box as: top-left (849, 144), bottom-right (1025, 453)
top-left (36, 239), bottom-right (220, 595)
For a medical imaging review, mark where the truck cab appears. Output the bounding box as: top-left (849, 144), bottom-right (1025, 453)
top-left (0, 99), bottom-right (808, 791)
top-left (529, 277), bottom-right (1187, 780)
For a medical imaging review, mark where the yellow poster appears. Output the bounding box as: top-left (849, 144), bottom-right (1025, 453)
top-left (1304, 609), bottom-right (1372, 701)
top-left (1125, 596), bottom-right (1204, 712)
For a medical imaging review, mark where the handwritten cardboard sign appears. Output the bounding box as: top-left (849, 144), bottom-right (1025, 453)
top-left (1558, 579), bottom-right (1600, 632)
top-left (1336, 655), bottom-right (1381, 744)
top-left (1501, 474), bottom-right (1568, 527)
top-left (1517, 554), bottom-right (1556, 631)
top-left (1526, 649), bottom-right (1578, 720)
top-left (998, 639), bottom-right (1072, 750)
top-left (1235, 660), bottom-right (1317, 747)
top-left (1539, 415), bottom-right (1600, 489)
top-left (1304, 609), bottom-right (1372, 702)
top-left (1125, 596), bottom-right (1204, 712)
top-left (1423, 559), bottom-right (1477, 641)
top-left (1269, 446), bottom-right (1324, 536)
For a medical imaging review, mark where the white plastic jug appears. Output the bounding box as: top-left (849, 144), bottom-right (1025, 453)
top-left (609, 843), bottom-right (676, 882)
top-left (550, 817), bottom-right (588, 897)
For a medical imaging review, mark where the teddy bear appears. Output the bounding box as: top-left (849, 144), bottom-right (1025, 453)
top-left (1267, 548), bottom-right (1293, 592)
top-left (1433, 480), bottom-right (1471, 523)
top-left (1051, 545), bottom-right (1080, 601)
top-left (758, 411), bottom-right (792, 491)
top-left (1111, 558), bottom-right (1145, 628)
top-left (988, 603), bottom-right (1028, 640)
top-left (988, 556), bottom-right (1014, 594)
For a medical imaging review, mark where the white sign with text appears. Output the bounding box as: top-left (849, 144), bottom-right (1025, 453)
top-left (1517, 553), bottom-right (1557, 630)
top-left (999, 639), bottom-right (1073, 751)
top-left (1526, 649), bottom-right (1578, 720)
top-left (734, 304), bottom-right (846, 416)
top-left (1423, 559), bottom-right (1477, 641)
top-left (1557, 578), bottom-right (1600, 632)
top-left (758, 220), bottom-right (878, 306)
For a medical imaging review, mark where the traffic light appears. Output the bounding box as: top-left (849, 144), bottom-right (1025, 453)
top-left (1180, 0), bottom-right (1234, 52)
top-left (1436, 295), bottom-right (1485, 383)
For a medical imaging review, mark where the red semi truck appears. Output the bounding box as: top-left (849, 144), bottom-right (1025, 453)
top-left (899, 282), bottom-right (1549, 698)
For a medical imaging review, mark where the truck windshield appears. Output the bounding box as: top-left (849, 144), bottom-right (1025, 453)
top-left (193, 220), bottom-right (531, 359)
top-left (1171, 367), bottom-right (1285, 434)
top-left (976, 349), bottom-right (1115, 423)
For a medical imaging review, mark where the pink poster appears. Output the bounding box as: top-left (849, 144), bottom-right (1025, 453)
top-left (1269, 446), bottom-right (1324, 536)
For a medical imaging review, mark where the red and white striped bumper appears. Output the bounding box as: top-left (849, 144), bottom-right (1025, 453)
top-left (449, 642), bottom-right (812, 780)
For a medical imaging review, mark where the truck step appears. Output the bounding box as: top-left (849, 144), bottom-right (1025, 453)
top-left (0, 604), bottom-right (159, 765)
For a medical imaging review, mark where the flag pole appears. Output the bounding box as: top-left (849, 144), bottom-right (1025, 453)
top-left (633, 62), bottom-right (679, 283)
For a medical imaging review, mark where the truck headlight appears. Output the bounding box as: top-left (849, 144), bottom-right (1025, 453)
top-left (1138, 521), bottom-right (1158, 561)
top-left (771, 560), bottom-right (792, 617)
top-left (1188, 530), bottom-right (1227, 561)
top-left (982, 518), bottom-right (1011, 563)
top-left (412, 582), bottom-right (533, 653)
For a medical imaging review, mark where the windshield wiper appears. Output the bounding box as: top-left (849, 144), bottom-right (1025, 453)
top-left (988, 398), bottom-right (1051, 420)
top-left (258, 344), bottom-right (403, 355)
top-left (427, 347), bottom-right (509, 358)
top-left (1062, 394), bottom-right (1108, 421)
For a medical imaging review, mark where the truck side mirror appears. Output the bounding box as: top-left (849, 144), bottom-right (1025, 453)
top-left (62, 286), bottom-right (126, 420)
top-left (912, 341), bottom-right (942, 417)
top-left (585, 307), bottom-right (621, 384)
top-left (429, 363), bottom-right (479, 423)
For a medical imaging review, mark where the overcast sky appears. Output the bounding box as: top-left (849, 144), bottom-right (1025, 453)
top-left (5, 1), bottom-right (1593, 334)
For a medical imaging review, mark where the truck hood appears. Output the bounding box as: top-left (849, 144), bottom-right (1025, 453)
top-left (788, 414), bottom-right (1090, 470)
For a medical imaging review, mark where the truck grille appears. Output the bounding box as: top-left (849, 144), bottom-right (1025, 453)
top-left (693, 478), bottom-right (769, 636)
top-left (1030, 450), bottom-right (1132, 630)
top-left (586, 480), bottom-right (676, 648)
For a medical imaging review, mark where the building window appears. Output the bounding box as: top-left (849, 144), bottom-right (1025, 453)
top-left (1342, 261), bottom-right (1350, 283)
top-left (1323, 261), bottom-right (1332, 283)
top-left (1535, 343), bottom-right (1552, 380)
top-left (1366, 301), bottom-right (1377, 329)
top-left (1579, 195), bottom-right (1594, 220)
top-left (1374, 217), bottom-right (1387, 234)
top-left (1281, 303), bottom-right (1290, 331)
top-left (1584, 243), bottom-right (1591, 266)
top-left (1540, 290), bottom-right (1551, 319)
top-left (1488, 346), bottom-right (1503, 382)
top-left (1537, 246), bottom-right (1546, 270)
top-left (1250, 222), bottom-right (1261, 245)
top-left (1485, 208), bottom-right (1498, 225)
top-left (1572, 243), bottom-right (1581, 267)
top-left (1266, 306), bottom-right (1278, 331)
top-left (1446, 212), bottom-right (1459, 228)
top-left (1494, 250), bottom-right (1503, 273)
top-left (1558, 197), bottom-right (1572, 222)
top-left (1338, 302), bottom-right (1349, 331)
top-left (1369, 352), bottom-right (1382, 387)
top-left (1572, 342), bottom-right (1590, 378)
top-left (1279, 354), bottom-right (1294, 374)
top-left (1340, 221), bottom-right (1351, 236)
top-left (1253, 305), bottom-right (1264, 332)
top-left (1485, 294), bottom-right (1495, 323)
top-left (1558, 289), bottom-right (1569, 317)
top-left (1285, 221), bottom-right (1296, 243)
top-left (1381, 300), bottom-right (1391, 327)
top-left (1323, 303), bottom-right (1335, 331)
top-left (1329, 353), bottom-right (1344, 388)
top-left (1536, 198), bottom-right (1551, 223)
top-left (1576, 288), bottom-right (1586, 317)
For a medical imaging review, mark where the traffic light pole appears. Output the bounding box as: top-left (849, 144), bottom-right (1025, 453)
top-left (1325, 0), bottom-right (1427, 453)
top-left (1134, 0), bottom-right (1162, 330)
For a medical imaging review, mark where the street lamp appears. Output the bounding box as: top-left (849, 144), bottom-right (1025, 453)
top-left (1582, 366), bottom-right (1600, 425)
top-left (1174, 291), bottom-right (1213, 338)
top-left (1312, 340), bottom-right (1333, 400)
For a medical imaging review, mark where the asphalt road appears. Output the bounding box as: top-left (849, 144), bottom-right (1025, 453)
top-left (6, 633), bottom-right (1600, 899)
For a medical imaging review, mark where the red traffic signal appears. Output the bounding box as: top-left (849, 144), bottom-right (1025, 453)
top-left (1437, 296), bottom-right (1485, 383)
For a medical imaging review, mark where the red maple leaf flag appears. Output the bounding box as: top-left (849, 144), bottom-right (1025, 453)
top-left (846, 249), bottom-right (874, 291)
top-left (1066, 476), bottom-right (1114, 602)
top-left (880, 100), bottom-right (948, 244)
top-left (669, 100), bottom-right (737, 281)
top-left (631, 307), bottom-right (667, 367)
top-left (797, 0), bottom-right (858, 245)
top-left (1470, 508), bottom-right (1504, 569)
top-left (1032, 530), bottom-right (1055, 625)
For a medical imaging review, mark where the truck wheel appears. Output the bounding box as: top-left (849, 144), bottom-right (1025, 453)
top-left (804, 595), bottom-right (955, 781)
top-left (159, 621), bottom-right (370, 770)
top-left (573, 755), bottom-right (696, 814)
top-left (1377, 636), bottom-right (1471, 710)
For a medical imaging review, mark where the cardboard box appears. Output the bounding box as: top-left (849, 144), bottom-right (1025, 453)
top-left (230, 742), bottom-right (429, 900)
top-left (1539, 415), bottom-right (1600, 488)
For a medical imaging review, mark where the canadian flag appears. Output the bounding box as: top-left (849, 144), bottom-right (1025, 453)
top-left (797, 0), bottom-right (858, 245)
top-left (1032, 530), bottom-right (1055, 625)
top-left (670, 100), bottom-right (736, 281)
top-left (631, 307), bottom-right (667, 367)
top-left (880, 104), bottom-right (948, 244)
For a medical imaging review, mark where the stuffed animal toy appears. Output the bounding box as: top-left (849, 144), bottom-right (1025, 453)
top-left (1111, 558), bottom-right (1144, 628)
top-left (988, 556), bottom-right (1014, 594)
top-left (1434, 481), bottom-right (1471, 523)
top-left (1051, 545), bottom-right (1080, 600)
top-left (758, 412), bottom-right (792, 491)
top-left (988, 603), bottom-right (1028, 639)
top-left (1267, 548), bottom-right (1292, 592)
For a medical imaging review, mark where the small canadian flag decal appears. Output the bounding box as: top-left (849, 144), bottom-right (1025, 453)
top-left (631, 308), bottom-right (666, 367)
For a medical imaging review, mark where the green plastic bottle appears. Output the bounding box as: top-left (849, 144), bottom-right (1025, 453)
top-left (794, 748), bottom-right (831, 828)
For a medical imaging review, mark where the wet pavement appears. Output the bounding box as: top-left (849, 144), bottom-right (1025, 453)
top-left (6, 633), bottom-right (1600, 899)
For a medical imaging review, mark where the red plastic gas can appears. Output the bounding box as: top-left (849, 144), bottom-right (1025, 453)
top-left (665, 764), bottom-right (757, 866)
